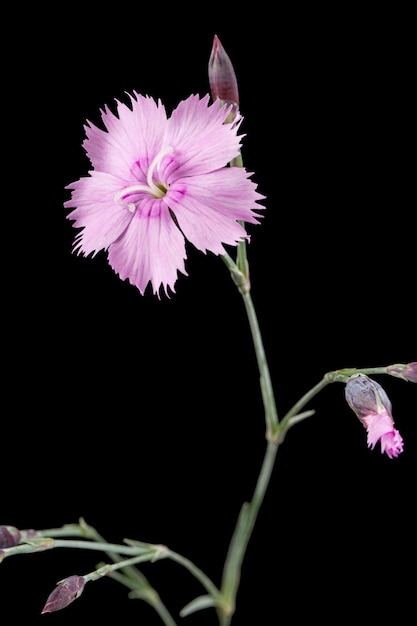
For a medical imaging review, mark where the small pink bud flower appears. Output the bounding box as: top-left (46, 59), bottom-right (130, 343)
top-left (41, 575), bottom-right (85, 614)
top-left (387, 362), bottom-right (417, 383)
top-left (0, 525), bottom-right (21, 548)
top-left (345, 374), bottom-right (404, 458)
top-left (208, 35), bottom-right (239, 113)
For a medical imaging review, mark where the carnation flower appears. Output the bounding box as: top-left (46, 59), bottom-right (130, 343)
top-left (345, 374), bottom-right (404, 458)
top-left (65, 93), bottom-right (264, 297)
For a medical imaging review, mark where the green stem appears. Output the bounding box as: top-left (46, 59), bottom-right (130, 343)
top-left (79, 523), bottom-right (177, 625)
top-left (241, 291), bottom-right (279, 437)
top-left (165, 549), bottom-right (221, 601)
top-left (217, 259), bottom-right (281, 624)
top-left (23, 521), bottom-right (220, 622)
top-left (221, 254), bottom-right (278, 438)
top-left (37, 524), bottom-right (87, 539)
top-left (36, 522), bottom-right (181, 626)
top-left (52, 539), bottom-right (153, 555)
top-left (48, 538), bottom-right (221, 610)
top-left (219, 440), bottom-right (279, 625)
top-left (325, 366), bottom-right (389, 382)
top-left (43, 538), bottom-right (219, 598)
top-left (85, 553), bottom-right (157, 582)
top-left (280, 378), bottom-right (329, 432)
top-left (87, 555), bottom-right (179, 626)
top-left (106, 570), bottom-right (178, 626)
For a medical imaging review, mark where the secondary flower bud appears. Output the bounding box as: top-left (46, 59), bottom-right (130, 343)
top-left (0, 525), bottom-right (21, 548)
top-left (387, 362), bottom-right (417, 383)
top-left (41, 575), bottom-right (86, 614)
top-left (345, 374), bottom-right (404, 458)
top-left (208, 35), bottom-right (239, 111)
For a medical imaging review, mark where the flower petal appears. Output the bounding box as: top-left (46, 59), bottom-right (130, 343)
top-left (365, 411), bottom-right (404, 457)
top-left (65, 171), bottom-right (133, 256)
top-left (167, 168), bottom-right (264, 254)
top-left (84, 93), bottom-right (168, 179)
top-left (164, 94), bottom-right (243, 179)
top-left (107, 197), bottom-right (187, 296)
top-left (379, 429), bottom-right (404, 458)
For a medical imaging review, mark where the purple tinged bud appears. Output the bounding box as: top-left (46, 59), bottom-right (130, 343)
top-left (387, 362), bottom-right (417, 383)
top-left (345, 374), bottom-right (392, 418)
top-left (0, 525), bottom-right (21, 548)
top-left (41, 575), bottom-right (85, 614)
top-left (208, 35), bottom-right (239, 111)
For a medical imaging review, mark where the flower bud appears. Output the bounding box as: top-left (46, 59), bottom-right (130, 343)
top-left (41, 575), bottom-right (85, 613)
top-left (208, 35), bottom-right (239, 114)
top-left (0, 525), bottom-right (21, 548)
top-left (387, 362), bottom-right (417, 383)
top-left (345, 374), bottom-right (404, 458)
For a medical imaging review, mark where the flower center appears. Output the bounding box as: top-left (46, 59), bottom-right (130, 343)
top-left (115, 145), bottom-right (173, 212)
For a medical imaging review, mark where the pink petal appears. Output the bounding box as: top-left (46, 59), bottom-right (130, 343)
top-left (107, 197), bottom-right (187, 296)
top-left (379, 429), bottom-right (404, 458)
top-left (365, 411), bottom-right (404, 457)
top-left (84, 94), bottom-right (168, 178)
top-left (167, 168), bottom-right (264, 254)
top-left (65, 172), bottom-right (133, 256)
top-left (164, 94), bottom-right (243, 179)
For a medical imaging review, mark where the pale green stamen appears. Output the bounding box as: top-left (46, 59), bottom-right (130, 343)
top-left (115, 145), bottom-right (174, 211)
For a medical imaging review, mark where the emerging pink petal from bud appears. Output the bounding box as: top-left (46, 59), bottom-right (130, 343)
top-left (41, 575), bottom-right (85, 614)
top-left (387, 362), bottom-right (417, 383)
top-left (0, 525), bottom-right (21, 548)
top-left (208, 35), bottom-right (239, 110)
top-left (345, 374), bottom-right (404, 458)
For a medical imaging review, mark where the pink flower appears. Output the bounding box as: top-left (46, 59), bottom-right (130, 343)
top-left (65, 93), bottom-right (264, 297)
top-left (345, 374), bottom-right (404, 458)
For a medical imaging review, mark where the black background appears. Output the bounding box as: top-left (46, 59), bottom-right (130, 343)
top-left (3, 6), bottom-right (415, 625)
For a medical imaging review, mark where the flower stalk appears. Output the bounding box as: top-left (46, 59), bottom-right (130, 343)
top-left (221, 215), bottom-right (412, 622)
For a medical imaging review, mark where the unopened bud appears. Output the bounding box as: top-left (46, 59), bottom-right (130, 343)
top-left (208, 35), bottom-right (239, 117)
top-left (41, 575), bottom-right (85, 614)
top-left (0, 525), bottom-right (21, 548)
top-left (345, 374), bottom-right (404, 458)
top-left (387, 362), bottom-right (417, 383)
